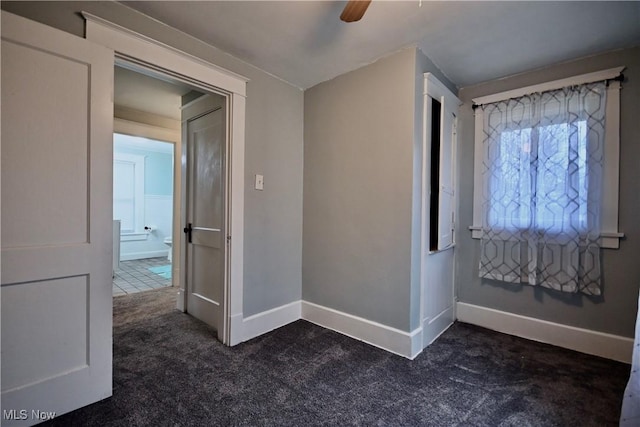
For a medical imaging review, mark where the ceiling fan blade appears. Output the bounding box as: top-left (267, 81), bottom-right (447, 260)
top-left (340, 0), bottom-right (372, 22)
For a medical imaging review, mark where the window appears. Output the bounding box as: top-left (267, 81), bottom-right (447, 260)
top-left (470, 68), bottom-right (624, 295)
top-left (113, 151), bottom-right (145, 234)
top-left (488, 118), bottom-right (589, 234)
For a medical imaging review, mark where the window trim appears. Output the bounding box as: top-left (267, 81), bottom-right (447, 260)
top-left (113, 151), bottom-right (146, 235)
top-left (470, 67), bottom-right (625, 249)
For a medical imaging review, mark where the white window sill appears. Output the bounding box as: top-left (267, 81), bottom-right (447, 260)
top-left (120, 232), bottom-right (148, 242)
top-left (428, 244), bottom-right (455, 255)
top-left (469, 226), bottom-right (623, 249)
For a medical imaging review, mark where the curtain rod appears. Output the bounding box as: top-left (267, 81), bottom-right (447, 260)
top-left (472, 72), bottom-right (625, 110)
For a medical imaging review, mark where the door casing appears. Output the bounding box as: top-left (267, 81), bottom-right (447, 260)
top-left (83, 12), bottom-right (248, 345)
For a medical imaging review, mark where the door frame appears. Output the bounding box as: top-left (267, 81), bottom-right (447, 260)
top-left (83, 12), bottom-right (247, 345)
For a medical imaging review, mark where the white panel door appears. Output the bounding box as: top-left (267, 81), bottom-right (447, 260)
top-left (1, 11), bottom-right (113, 425)
top-left (438, 108), bottom-right (456, 249)
top-left (182, 95), bottom-right (227, 340)
top-left (422, 73), bottom-right (460, 349)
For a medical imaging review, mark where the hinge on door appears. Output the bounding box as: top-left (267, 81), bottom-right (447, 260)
top-left (227, 235), bottom-right (231, 243)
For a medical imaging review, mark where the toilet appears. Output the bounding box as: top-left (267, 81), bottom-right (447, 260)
top-left (163, 236), bottom-right (172, 262)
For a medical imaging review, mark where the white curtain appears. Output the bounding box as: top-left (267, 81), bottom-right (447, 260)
top-left (478, 82), bottom-right (607, 295)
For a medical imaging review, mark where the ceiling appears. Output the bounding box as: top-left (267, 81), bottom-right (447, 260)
top-left (122, 1), bottom-right (640, 90)
top-left (114, 66), bottom-right (193, 119)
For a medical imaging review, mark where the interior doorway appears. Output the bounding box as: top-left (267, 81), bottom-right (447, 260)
top-left (85, 10), bottom-right (249, 347)
top-left (112, 133), bottom-right (175, 296)
top-left (112, 62), bottom-right (229, 340)
top-left (112, 65), bottom-right (184, 297)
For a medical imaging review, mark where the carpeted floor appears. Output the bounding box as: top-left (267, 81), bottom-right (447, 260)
top-left (44, 287), bottom-right (629, 426)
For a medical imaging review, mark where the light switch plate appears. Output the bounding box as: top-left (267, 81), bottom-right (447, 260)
top-left (255, 174), bottom-right (264, 190)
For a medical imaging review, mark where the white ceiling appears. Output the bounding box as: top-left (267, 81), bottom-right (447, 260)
top-left (122, 1), bottom-right (640, 90)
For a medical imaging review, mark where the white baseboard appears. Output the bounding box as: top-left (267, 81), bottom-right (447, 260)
top-left (422, 305), bottom-right (454, 348)
top-left (456, 302), bottom-right (633, 363)
top-left (228, 299), bottom-right (633, 364)
top-left (301, 301), bottom-right (422, 359)
top-left (229, 312), bottom-right (244, 346)
top-left (120, 250), bottom-right (169, 261)
top-left (235, 300), bottom-right (301, 344)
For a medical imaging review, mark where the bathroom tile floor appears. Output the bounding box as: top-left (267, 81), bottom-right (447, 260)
top-left (113, 257), bottom-right (172, 296)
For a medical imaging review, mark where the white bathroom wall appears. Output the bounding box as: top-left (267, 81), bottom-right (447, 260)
top-left (120, 195), bottom-right (173, 261)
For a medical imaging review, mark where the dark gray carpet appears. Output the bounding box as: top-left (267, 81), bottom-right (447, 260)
top-left (45, 287), bottom-right (629, 426)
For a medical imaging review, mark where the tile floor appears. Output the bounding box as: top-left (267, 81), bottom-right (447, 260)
top-left (113, 257), bottom-right (173, 296)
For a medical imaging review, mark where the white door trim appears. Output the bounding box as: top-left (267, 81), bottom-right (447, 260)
top-left (82, 12), bottom-right (248, 96)
top-left (84, 13), bottom-right (246, 346)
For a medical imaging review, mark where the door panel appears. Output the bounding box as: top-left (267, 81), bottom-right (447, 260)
top-left (192, 245), bottom-right (223, 301)
top-left (438, 107), bottom-right (455, 249)
top-left (183, 95), bottom-right (226, 337)
top-left (2, 277), bottom-right (89, 391)
top-left (192, 121), bottom-right (224, 228)
top-left (2, 35), bottom-right (89, 248)
top-left (1, 12), bottom-right (113, 425)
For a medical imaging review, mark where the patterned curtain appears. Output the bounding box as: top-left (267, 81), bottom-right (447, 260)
top-left (478, 82), bottom-right (607, 295)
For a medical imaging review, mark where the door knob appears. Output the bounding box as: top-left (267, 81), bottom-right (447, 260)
top-left (183, 223), bottom-right (193, 243)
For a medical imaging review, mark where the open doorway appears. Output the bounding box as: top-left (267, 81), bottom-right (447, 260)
top-left (85, 13), bottom-right (249, 346)
top-left (112, 65), bottom-right (185, 296)
top-left (112, 62), bottom-right (230, 340)
top-left (112, 133), bottom-right (174, 295)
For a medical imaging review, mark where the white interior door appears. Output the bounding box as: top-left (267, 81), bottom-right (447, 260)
top-left (437, 106), bottom-right (456, 250)
top-left (182, 95), bottom-right (227, 340)
top-left (421, 73), bottom-right (460, 349)
top-left (1, 11), bottom-right (113, 425)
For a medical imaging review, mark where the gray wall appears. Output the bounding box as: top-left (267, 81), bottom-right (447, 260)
top-left (303, 48), bottom-right (415, 331)
top-left (456, 46), bottom-right (640, 337)
top-left (303, 47), bottom-right (455, 332)
top-left (2, 1), bottom-right (304, 317)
